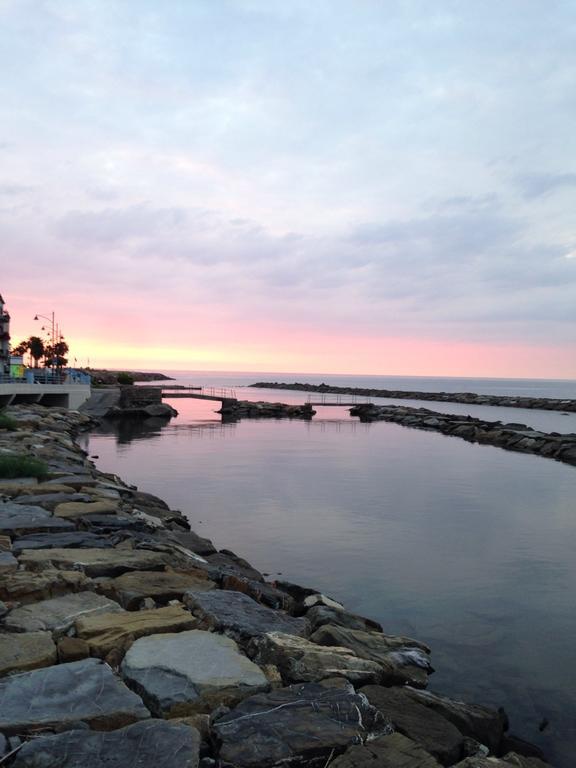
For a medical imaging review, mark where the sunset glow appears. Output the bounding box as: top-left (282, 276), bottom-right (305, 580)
top-left (1, 2), bottom-right (575, 379)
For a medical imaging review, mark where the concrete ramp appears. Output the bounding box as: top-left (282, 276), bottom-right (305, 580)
top-left (80, 388), bottom-right (120, 417)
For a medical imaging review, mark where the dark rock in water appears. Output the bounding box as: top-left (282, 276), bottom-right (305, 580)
top-left (221, 574), bottom-right (296, 613)
top-left (249, 631), bottom-right (383, 685)
top-left (499, 734), bottom-right (548, 761)
top-left (184, 590), bottom-right (310, 644)
top-left (403, 688), bottom-right (507, 754)
top-left (273, 579), bottom-right (320, 606)
top-left (331, 732), bottom-right (442, 768)
top-left (0, 658), bottom-right (150, 734)
top-left (202, 550), bottom-right (264, 582)
top-left (121, 629), bottom-right (268, 716)
top-left (311, 625), bottom-right (433, 688)
top-left (11, 720), bottom-right (200, 768)
top-left (11, 531), bottom-right (116, 553)
top-left (306, 605), bottom-right (383, 633)
top-left (359, 685), bottom-right (465, 766)
top-left (166, 530), bottom-right (217, 556)
top-left (214, 680), bottom-right (391, 768)
top-left (0, 503), bottom-right (74, 536)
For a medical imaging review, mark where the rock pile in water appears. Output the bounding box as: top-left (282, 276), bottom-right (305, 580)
top-left (0, 403), bottom-right (551, 767)
top-left (349, 403), bottom-right (576, 467)
top-left (251, 382), bottom-right (576, 413)
top-left (218, 400), bottom-right (315, 420)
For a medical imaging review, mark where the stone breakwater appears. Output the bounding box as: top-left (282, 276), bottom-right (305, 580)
top-left (0, 404), bottom-right (551, 768)
top-left (251, 382), bottom-right (576, 413)
top-left (349, 403), bottom-right (576, 468)
top-left (218, 400), bottom-right (316, 420)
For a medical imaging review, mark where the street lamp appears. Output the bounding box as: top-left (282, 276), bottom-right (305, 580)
top-left (34, 312), bottom-right (55, 377)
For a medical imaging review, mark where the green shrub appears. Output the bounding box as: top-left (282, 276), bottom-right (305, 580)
top-left (0, 453), bottom-right (49, 479)
top-left (117, 372), bottom-right (135, 385)
top-left (0, 412), bottom-right (17, 431)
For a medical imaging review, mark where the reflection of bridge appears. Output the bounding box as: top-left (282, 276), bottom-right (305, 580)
top-left (306, 394), bottom-right (373, 407)
top-left (161, 386), bottom-right (238, 403)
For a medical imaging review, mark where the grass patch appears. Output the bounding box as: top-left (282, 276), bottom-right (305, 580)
top-left (0, 412), bottom-right (18, 431)
top-left (0, 453), bottom-right (49, 479)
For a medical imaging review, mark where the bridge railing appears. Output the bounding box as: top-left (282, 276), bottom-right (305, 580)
top-left (306, 393), bottom-right (373, 405)
top-left (200, 386), bottom-right (237, 400)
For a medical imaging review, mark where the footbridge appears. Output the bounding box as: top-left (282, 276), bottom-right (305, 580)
top-left (161, 386), bottom-right (238, 403)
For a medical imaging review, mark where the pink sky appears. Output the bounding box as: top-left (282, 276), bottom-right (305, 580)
top-left (1, 2), bottom-right (575, 380)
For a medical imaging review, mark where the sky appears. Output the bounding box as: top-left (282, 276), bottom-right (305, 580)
top-left (1, 0), bottom-right (575, 378)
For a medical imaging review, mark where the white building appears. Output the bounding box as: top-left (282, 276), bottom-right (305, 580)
top-left (0, 293), bottom-right (10, 376)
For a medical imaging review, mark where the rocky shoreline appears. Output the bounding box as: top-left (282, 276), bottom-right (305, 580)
top-left (349, 403), bottom-right (576, 468)
top-left (251, 382), bottom-right (576, 413)
top-left (0, 403), bottom-right (552, 767)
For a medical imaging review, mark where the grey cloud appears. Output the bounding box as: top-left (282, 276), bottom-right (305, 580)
top-left (55, 204), bottom-right (189, 244)
top-left (0, 183), bottom-right (32, 196)
top-left (515, 172), bottom-right (576, 199)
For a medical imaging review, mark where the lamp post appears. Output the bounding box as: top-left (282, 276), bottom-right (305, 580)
top-left (34, 312), bottom-right (55, 378)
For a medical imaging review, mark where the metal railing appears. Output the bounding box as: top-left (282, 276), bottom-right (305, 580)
top-left (200, 386), bottom-right (237, 399)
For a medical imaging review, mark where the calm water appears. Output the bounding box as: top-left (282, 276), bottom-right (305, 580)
top-left (88, 374), bottom-right (576, 765)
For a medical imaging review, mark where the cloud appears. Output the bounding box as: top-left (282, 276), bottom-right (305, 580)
top-left (515, 172), bottom-right (576, 199)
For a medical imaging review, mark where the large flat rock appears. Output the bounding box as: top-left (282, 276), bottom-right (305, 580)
top-left (0, 503), bottom-right (74, 535)
top-left (18, 547), bottom-right (171, 576)
top-left (214, 680), bottom-right (391, 768)
top-left (311, 625), bottom-right (433, 688)
top-left (14, 492), bottom-right (94, 510)
top-left (403, 688), bottom-right (506, 754)
top-left (0, 658), bottom-right (150, 734)
top-left (359, 685), bottom-right (465, 766)
top-left (5, 591), bottom-right (122, 636)
top-left (0, 631), bottom-right (57, 676)
top-left (12, 531), bottom-right (116, 553)
top-left (306, 604), bottom-right (383, 634)
top-left (109, 569), bottom-right (216, 609)
top-left (121, 629), bottom-right (269, 716)
top-left (184, 590), bottom-right (310, 644)
top-left (11, 720), bottom-right (200, 768)
top-left (251, 631), bottom-right (383, 685)
top-left (54, 500), bottom-right (119, 518)
top-left (76, 605), bottom-right (197, 655)
top-left (0, 568), bottom-right (92, 604)
top-left (331, 732), bottom-right (441, 768)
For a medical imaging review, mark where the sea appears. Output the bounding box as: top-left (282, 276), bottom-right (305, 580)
top-left (84, 371), bottom-right (576, 764)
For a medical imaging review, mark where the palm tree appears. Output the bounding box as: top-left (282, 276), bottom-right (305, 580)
top-left (11, 336), bottom-right (46, 367)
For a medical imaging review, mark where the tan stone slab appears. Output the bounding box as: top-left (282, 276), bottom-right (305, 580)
top-left (54, 500), bottom-right (119, 519)
top-left (110, 569), bottom-right (216, 609)
top-left (18, 548), bottom-right (170, 577)
top-left (0, 479), bottom-right (38, 495)
top-left (18, 483), bottom-right (76, 496)
top-left (5, 592), bottom-right (122, 636)
top-left (0, 631), bottom-right (57, 676)
top-left (0, 569), bottom-right (92, 605)
top-left (0, 535), bottom-right (11, 552)
top-left (76, 605), bottom-right (198, 656)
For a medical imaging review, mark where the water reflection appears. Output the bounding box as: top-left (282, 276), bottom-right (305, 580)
top-left (88, 400), bottom-right (576, 766)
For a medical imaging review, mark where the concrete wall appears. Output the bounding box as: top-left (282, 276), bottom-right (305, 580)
top-left (0, 383), bottom-right (91, 410)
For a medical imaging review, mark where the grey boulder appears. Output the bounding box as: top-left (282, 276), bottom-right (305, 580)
top-left (0, 503), bottom-right (74, 535)
top-left (184, 590), bottom-right (309, 644)
top-left (311, 625), bottom-right (433, 688)
top-left (11, 720), bottom-right (200, 768)
top-left (4, 591), bottom-right (122, 636)
top-left (250, 631), bottom-right (383, 685)
top-left (214, 680), bottom-right (391, 768)
top-left (121, 629), bottom-right (269, 716)
top-left (0, 658), bottom-right (150, 734)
